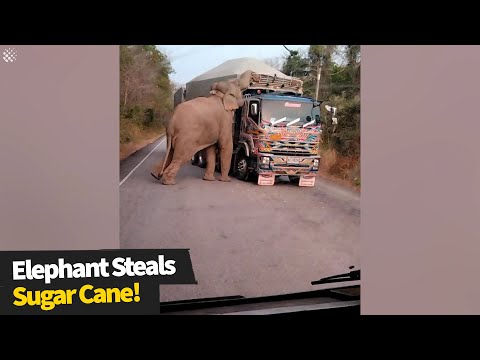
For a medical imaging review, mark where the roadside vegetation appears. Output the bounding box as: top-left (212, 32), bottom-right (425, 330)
top-left (266, 45), bottom-right (361, 190)
top-left (120, 45), bottom-right (174, 160)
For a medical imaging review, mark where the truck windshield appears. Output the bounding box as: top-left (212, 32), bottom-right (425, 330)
top-left (261, 99), bottom-right (319, 127)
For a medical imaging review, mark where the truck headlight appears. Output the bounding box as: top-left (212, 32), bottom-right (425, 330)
top-left (312, 159), bottom-right (319, 170)
top-left (260, 156), bottom-right (270, 168)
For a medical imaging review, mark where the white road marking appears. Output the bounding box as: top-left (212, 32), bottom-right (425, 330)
top-left (119, 137), bottom-right (166, 187)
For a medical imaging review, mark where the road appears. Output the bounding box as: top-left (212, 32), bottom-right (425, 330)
top-left (120, 136), bottom-right (360, 302)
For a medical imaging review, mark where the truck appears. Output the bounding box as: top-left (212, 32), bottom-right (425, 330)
top-left (179, 57), bottom-right (326, 187)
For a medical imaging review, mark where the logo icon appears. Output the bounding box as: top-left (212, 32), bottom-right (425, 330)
top-left (3, 48), bottom-right (17, 63)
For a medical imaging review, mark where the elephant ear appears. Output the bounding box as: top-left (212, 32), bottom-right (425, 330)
top-left (223, 91), bottom-right (240, 111)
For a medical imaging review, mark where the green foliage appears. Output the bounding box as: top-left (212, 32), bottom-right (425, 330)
top-left (282, 45), bottom-right (361, 158)
top-left (270, 45), bottom-right (361, 186)
top-left (120, 45), bottom-right (174, 144)
top-left (325, 94), bottom-right (361, 157)
top-left (282, 52), bottom-right (309, 78)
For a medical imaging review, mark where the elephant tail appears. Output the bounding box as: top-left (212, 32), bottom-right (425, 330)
top-left (159, 132), bottom-right (174, 176)
top-left (151, 133), bottom-right (173, 180)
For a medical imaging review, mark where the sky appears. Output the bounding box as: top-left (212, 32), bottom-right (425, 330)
top-left (156, 45), bottom-right (309, 86)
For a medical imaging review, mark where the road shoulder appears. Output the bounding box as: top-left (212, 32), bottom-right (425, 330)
top-left (120, 133), bottom-right (165, 161)
top-left (120, 134), bottom-right (166, 182)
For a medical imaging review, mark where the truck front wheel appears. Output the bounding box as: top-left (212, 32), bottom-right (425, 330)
top-left (235, 154), bottom-right (249, 181)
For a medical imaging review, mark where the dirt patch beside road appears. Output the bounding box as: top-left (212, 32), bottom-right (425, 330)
top-left (120, 132), bottom-right (165, 161)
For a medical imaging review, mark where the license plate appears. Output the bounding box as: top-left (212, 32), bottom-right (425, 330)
top-left (258, 174), bottom-right (275, 186)
top-left (299, 175), bottom-right (316, 187)
top-left (287, 157), bottom-right (301, 164)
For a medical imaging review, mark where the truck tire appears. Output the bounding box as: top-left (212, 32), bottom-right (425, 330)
top-left (191, 153), bottom-right (198, 166)
top-left (234, 153), bottom-right (249, 181)
top-left (197, 151), bottom-right (207, 168)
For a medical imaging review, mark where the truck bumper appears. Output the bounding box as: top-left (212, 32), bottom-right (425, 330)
top-left (256, 153), bottom-right (320, 176)
top-left (255, 153), bottom-right (320, 186)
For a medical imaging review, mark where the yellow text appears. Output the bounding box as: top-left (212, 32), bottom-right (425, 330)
top-left (13, 286), bottom-right (77, 311)
top-left (78, 283), bottom-right (140, 305)
top-left (12, 283), bottom-right (140, 311)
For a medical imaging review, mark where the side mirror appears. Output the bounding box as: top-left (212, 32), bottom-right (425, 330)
top-left (250, 103), bottom-right (258, 116)
top-left (325, 104), bottom-right (337, 115)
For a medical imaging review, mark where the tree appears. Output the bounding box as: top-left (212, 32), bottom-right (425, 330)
top-left (264, 56), bottom-right (284, 71)
top-left (120, 45), bottom-right (174, 143)
top-left (345, 45), bottom-right (360, 88)
top-left (281, 49), bottom-right (309, 77)
top-left (273, 45), bottom-right (361, 185)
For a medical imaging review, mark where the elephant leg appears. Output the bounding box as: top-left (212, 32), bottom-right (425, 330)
top-left (161, 160), bottom-right (180, 185)
top-left (161, 153), bottom-right (189, 185)
top-left (203, 145), bottom-right (216, 181)
top-left (161, 135), bottom-right (203, 184)
top-left (218, 134), bottom-right (233, 182)
top-left (162, 155), bottom-right (184, 185)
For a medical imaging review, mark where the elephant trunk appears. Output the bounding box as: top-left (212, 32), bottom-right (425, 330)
top-left (237, 70), bottom-right (253, 90)
top-left (211, 81), bottom-right (231, 94)
top-left (212, 71), bottom-right (252, 94)
top-left (211, 90), bottom-right (224, 99)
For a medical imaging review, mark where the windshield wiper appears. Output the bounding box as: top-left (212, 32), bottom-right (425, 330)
top-left (270, 117), bottom-right (288, 125)
top-left (286, 118), bottom-right (301, 126)
top-left (311, 268), bottom-right (360, 285)
top-left (303, 119), bottom-right (315, 128)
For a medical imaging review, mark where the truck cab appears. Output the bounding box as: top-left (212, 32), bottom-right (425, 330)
top-left (187, 66), bottom-right (328, 187)
top-left (230, 92), bottom-right (322, 186)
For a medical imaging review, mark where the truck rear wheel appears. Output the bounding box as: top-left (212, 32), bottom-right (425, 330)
top-left (191, 153), bottom-right (198, 166)
top-left (235, 153), bottom-right (249, 181)
top-left (197, 151), bottom-right (207, 168)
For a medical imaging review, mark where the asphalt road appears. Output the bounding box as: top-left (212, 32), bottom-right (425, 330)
top-left (120, 136), bottom-right (360, 302)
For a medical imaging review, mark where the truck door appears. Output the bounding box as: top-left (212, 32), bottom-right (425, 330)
top-left (233, 105), bottom-right (243, 143)
top-left (248, 100), bottom-right (260, 125)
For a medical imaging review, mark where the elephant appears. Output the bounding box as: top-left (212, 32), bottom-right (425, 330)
top-left (151, 70), bottom-right (253, 185)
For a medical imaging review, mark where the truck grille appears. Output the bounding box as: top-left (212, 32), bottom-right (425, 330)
top-left (260, 140), bottom-right (317, 156)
